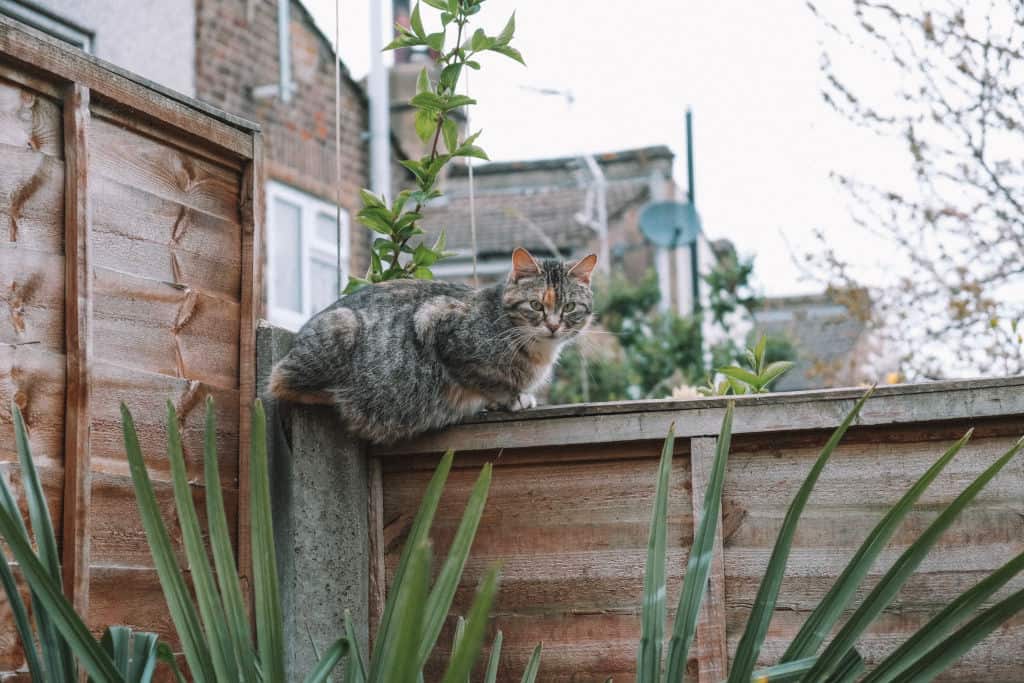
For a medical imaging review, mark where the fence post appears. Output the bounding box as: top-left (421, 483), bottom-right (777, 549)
top-left (690, 436), bottom-right (729, 681)
top-left (256, 322), bottom-right (369, 680)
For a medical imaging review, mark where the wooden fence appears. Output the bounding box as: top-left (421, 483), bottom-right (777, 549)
top-left (373, 377), bottom-right (1024, 682)
top-left (0, 17), bottom-right (260, 675)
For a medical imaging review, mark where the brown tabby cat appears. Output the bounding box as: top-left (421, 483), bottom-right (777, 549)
top-left (268, 247), bottom-right (596, 444)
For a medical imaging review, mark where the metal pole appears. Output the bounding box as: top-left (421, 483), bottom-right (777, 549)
top-left (686, 108), bottom-right (700, 312)
top-left (368, 0), bottom-right (391, 196)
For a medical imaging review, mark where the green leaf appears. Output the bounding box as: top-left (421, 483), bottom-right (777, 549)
top-left (432, 230), bottom-right (447, 253)
top-left (360, 188), bottom-right (385, 208)
top-left (783, 430), bottom-right (972, 663)
top-left (413, 244), bottom-right (439, 268)
top-left (423, 0), bottom-right (448, 9)
top-left (665, 405), bottom-right (733, 681)
top-left (497, 11), bottom-right (515, 45)
top-left (414, 266), bottom-right (435, 279)
top-left (122, 403), bottom-right (216, 682)
top-left (889, 586), bottom-right (1024, 682)
top-left (344, 612), bottom-right (368, 683)
top-left (520, 642), bottom-right (543, 683)
top-left (400, 159), bottom-right (428, 184)
top-left (344, 276), bottom-right (372, 294)
top-left (444, 94), bottom-right (477, 110)
top-left (727, 389), bottom-right (874, 682)
top-left (862, 548), bottom-right (1024, 682)
top-left (754, 334), bottom-right (768, 368)
top-left (805, 433), bottom-right (1024, 680)
top-left (440, 64), bottom-right (462, 92)
top-left (156, 643), bottom-right (187, 683)
top-left (302, 635), bottom-right (350, 683)
top-left (636, 424), bottom-right (675, 680)
top-left (201, 398), bottom-right (258, 683)
top-left (101, 626), bottom-right (158, 683)
top-left (466, 59), bottom-right (481, 70)
top-left (415, 464), bottom-right (492, 669)
top-left (165, 402), bottom-right (238, 683)
top-left (357, 210), bottom-right (396, 235)
top-left (370, 250), bottom-right (383, 275)
top-left (410, 91), bottom-right (446, 110)
top-left (454, 144), bottom-right (489, 161)
top-left (489, 45), bottom-right (525, 65)
top-left (483, 631), bottom-right (503, 683)
top-left (470, 28), bottom-right (489, 51)
top-left (414, 108), bottom-right (438, 144)
top-left (442, 118), bottom-right (458, 153)
top-left (760, 361), bottom-right (795, 389)
top-left (829, 649), bottom-right (866, 683)
top-left (369, 451), bottom-right (456, 674)
top-left (425, 32), bottom-right (445, 52)
top-left (440, 566), bottom-right (501, 683)
top-left (410, 2), bottom-right (425, 37)
top-left (251, 400), bottom-right (287, 683)
top-left (13, 402), bottom-right (72, 681)
top-left (717, 366), bottom-right (761, 388)
top-left (749, 656), bottom-right (817, 682)
top-left (384, 34), bottom-right (423, 51)
top-left (375, 541), bottom-right (430, 683)
top-left (416, 67), bottom-right (430, 94)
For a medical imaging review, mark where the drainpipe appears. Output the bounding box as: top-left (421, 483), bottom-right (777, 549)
top-left (252, 0), bottom-right (295, 102)
top-left (368, 0), bottom-right (392, 196)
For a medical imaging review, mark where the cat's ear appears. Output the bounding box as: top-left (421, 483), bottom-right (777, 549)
top-left (567, 253), bottom-right (598, 285)
top-left (510, 247), bottom-right (542, 281)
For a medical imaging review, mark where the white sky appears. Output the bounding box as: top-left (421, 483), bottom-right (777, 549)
top-left (306, 0), bottom-right (903, 296)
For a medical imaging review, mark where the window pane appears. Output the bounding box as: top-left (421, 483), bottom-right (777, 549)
top-left (272, 198), bottom-right (303, 313)
top-left (315, 212), bottom-right (340, 247)
top-left (310, 253), bottom-right (340, 314)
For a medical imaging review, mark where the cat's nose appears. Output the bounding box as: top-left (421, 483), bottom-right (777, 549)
top-left (544, 320), bottom-right (559, 334)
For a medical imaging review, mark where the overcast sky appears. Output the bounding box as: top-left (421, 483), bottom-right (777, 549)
top-left (306, 0), bottom-right (903, 296)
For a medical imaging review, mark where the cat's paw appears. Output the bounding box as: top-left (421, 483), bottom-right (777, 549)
top-left (507, 393), bottom-right (537, 412)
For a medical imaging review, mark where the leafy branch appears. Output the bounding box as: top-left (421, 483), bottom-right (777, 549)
top-left (345, 0), bottom-right (525, 293)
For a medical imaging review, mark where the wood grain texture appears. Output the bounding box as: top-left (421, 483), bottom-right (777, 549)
top-left (0, 16), bottom-right (257, 157)
top-left (721, 433), bottom-right (1024, 681)
top-left (0, 146), bottom-right (64, 253)
top-left (91, 175), bottom-right (242, 301)
top-left (382, 450), bottom-right (693, 681)
top-left (91, 266), bottom-right (240, 389)
top-left (368, 456), bottom-right (386, 644)
top-left (689, 436), bottom-right (728, 683)
top-left (61, 82), bottom-right (92, 615)
top-left (236, 135), bottom-right (262, 608)
top-left (0, 247), bottom-right (64, 350)
top-left (376, 376), bottom-right (1024, 456)
top-left (0, 78), bottom-right (62, 156)
top-left (0, 345), bottom-right (65, 465)
top-left (90, 118), bottom-right (241, 223)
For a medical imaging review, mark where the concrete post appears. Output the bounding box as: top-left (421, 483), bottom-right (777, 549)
top-left (256, 322), bottom-right (368, 681)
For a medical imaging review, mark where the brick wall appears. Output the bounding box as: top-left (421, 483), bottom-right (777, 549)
top-left (194, 0), bottom-right (382, 305)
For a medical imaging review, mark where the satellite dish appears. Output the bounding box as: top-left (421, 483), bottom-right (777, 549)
top-left (639, 201), bottom-right (702, 248)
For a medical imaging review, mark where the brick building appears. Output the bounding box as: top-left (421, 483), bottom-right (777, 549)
top-left (11, 0), bottom-right (400, 330)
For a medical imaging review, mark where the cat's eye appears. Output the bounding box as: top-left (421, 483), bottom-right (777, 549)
top-left (529, 301), bottom-right (544, 311)
top-left (563, 303), bottom-right (576, 313)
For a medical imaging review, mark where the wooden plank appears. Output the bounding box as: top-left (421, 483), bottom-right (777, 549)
top-left (689, 437), bottom-right (728, 683)
top-left (0, 17), bottom-right (256, 158)
top-left (61, 82), bottom-right (92, 616)
top-left (89, 360), bottom-right (239, 482)
top-left (0, 247), bottom-right (64, 351)
top-left (0, 61), bottom-right (61, 99)
top-left (0, 344), bottom-right (65, 464)
top-left (0, 145), bottom-right (65, 254)
top-left (0, 78), bottom-right (62, 156)
top-left (375, 377), bottom-right (1024, 456)
top-left (91, 266), bottom-right (241, 389)
top-left (367, 457), bottom-right (386, 645)
top-left (89, 118), bottom-right (243, 223)
top-left (91, 175), bottom-right (242, 302)
top-left (236, 134), bottom-right (262, 608)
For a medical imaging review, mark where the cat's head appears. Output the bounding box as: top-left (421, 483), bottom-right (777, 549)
top-left (501, 247), bottom-right (597, 341)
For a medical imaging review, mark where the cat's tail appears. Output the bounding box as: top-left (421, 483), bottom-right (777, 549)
top-left (267, 358), bottom-right (334, 406)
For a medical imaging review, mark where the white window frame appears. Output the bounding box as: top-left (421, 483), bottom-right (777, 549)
top-left (0, 0), bottom-right (93, 51)
top-left (266, 180), bottom-right (350, 331)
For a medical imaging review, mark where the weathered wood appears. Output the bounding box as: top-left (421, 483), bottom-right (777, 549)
top-left (0, 78), bottom-right (62, 156)
top-left (61, 82), bottom-right (92, 615)
top-left (0, 16), bottom-right (257, 158)
top-left (236, 135), bottom-right (262, 608)
top-left (367, 456), bottom-right (386, 645)
top-left (91, 175), bottom-right (242, 301)
top-left (0, 344), bottom-right (65, 463)
top-left (375, 376), bottom-right (1024, 456)
top-left (89, 118), bottom-right (242, 223)
top-left (0, 146), bottom-right (65, 253)
top-left (0, 248), bottom-right (65, 350)
top-left (689, 436), bottom-right (729, 683)
top-left (91, 267), bottom-right (241, 389)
